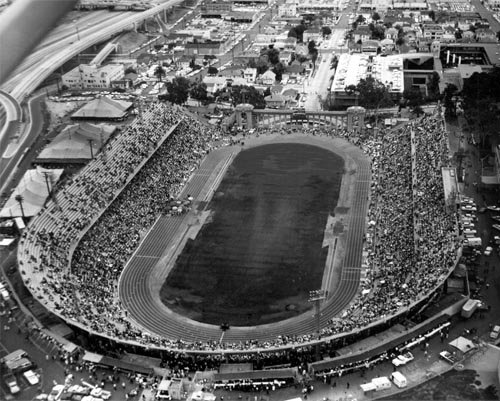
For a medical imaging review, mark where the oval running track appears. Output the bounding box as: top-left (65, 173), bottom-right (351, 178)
top-left (118, 135), bottom-right (371, 345)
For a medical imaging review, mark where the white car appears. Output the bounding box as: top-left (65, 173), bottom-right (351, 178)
top-left (484, 246), bottom-right (493, 256)
top-left (490, 325), bottom-right (500, 340)
top-left (24, 369), bottom-right (40, 385)
top-left (392, 351), bottom-right (414, 366)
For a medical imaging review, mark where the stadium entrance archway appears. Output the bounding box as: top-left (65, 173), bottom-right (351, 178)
top-left (234, 106), bottom-right (366, 131)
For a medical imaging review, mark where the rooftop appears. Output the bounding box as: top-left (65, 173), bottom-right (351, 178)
top-left (331, 54), bottom-right (404, 94)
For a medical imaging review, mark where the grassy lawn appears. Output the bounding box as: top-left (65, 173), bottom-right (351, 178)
top-left (160, 143), bottom-right (344, 326)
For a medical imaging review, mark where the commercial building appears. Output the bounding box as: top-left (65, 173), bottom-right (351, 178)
top-left (330, 54), bottom-right (404, 107)
top-left (62, 64), bottom-right (124, 90)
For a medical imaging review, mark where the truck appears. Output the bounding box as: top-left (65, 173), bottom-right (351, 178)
top-left (439, 350), bottom-right (459, 364)
top-left (461, 299), bottom-right (480, 318)
top-left (360, 376), bottom-right (391, 393)
top-left (463, 237), bottom-right (482, 248)
top-left (390, 371), bottom-right (407, 388)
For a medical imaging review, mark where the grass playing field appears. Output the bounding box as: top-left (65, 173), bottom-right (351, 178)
top-left (160, 143), bottom-right (345, 326)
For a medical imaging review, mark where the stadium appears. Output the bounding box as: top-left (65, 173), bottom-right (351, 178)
top-left (17, 101), bottom-right (460, 362)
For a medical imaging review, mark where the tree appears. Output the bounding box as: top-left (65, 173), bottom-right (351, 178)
top-left (348, 76), bottom-right (393, 110)
top-left (427, 71), bottom-right (440, 100)
top-left (266, 47), bottom-right (280, 65)
top-left (308, 40), bottom-right (318, 67)
top-left (207, 66), bottom-right (218, 76)
top-left (230, 85), bottom-right (266, 109)
top-left (443, 83), bottom-right (458, 117)
top-left (321, 26), bottom-right (332, 38)
top-left (125, 66), bottom-right (137, 75)
top-left (164, 77), bottom-right (190, 104)
top-left (289, 23), bottom-right (306, 42)
top-left (396, 37), bottom-right (405, 47)
top-left (356, 15), bottom-right (366, 24)
top-left (190, 82), bottom-right (208, 103)
top-left (403, 87), bottom-right (425, 116)
top-left (272, 62), bottom-right (286, 82)
top-left (429, 10), bottom-right (436, 21)
top-left (461, 67), bottom-right (500, 143)
top-left (372, 12), bottom-right (381, 21)
top-left (369, 23), bottom-right (385, 40)
top-left (154, 65), bottom-right (166, 82)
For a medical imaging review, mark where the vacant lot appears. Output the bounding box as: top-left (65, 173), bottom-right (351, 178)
top-left (161, 143), bottom-right (344, 326)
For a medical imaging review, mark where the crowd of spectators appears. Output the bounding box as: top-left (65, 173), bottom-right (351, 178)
top-left (18, 106), bottom-right (460, 360)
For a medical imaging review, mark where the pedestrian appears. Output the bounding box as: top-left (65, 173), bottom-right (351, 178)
top-left (347, 382), bottom-right (350, 389)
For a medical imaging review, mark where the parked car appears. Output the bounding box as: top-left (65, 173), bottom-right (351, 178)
top-left (392, 352), bottom-right (414, 366)
top-left (490, 325), bottom-right (500, 340)
top-left (484, 246), bottom-right (493, 256)
top-left (4, 374), bottom-right (20, 394)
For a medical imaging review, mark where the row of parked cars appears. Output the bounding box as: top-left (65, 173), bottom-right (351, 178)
top-left (2, 349), bottom-right (39, 395)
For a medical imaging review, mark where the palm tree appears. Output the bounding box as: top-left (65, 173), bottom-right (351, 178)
top-left (154, 65), bottom-right (165, 83)
top-left (15, 194), bottom-right (26, 221)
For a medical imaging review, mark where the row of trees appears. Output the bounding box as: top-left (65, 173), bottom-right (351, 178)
top-left (322, 70), bottom-right (442, 116)
top-left (460, 67), bottom-right (500, 145)
top-left (158, 77), bottom-right (207, 105)
top-left (158, 76), bottom-right (268, 109)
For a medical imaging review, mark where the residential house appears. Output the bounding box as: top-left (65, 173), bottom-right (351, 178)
top-left (243, 68), bottom-right (257, 83)
top-left (486, 0), bottom-right (500, 11)
top-left (282, 88), bottom-right (299, 106)
top-left (279, 50), bottom-right (294, 65)
top-left (442, 26), bottom-right (456, 43)
top-left (279, 1), bottom-right (297, 17)
top-left (259, 70), bottom-right (276, 85)
top-left (234, 50), bottom-right (261, 64)
top-left (361, 40), bottom-right (379, 55)
top-left (404, 30), bottom-right (417, 44)
top-left (476, 28), bottom-right (497, 42)
top-left (283, 37), bottom-right (298, 50)
top-left (462, 30), bottom-right (475, 42)
top-left (110, 72), bottom-right (139, 90)
top-left (184, 40), bottom-right (225, 56)
top-left (271, 84), bottom-right (283, 95)
top-left (422, 24), bottom-right (444, 41)
top-left (275, 36), bottom-right (297, 51)
top-left (264, 93), bottom-right (287, 108)
top-left (386, 27), bottom-right (399, 40)
top-left (176, 55), bottom-right (192, 69)
top-left (353, 26), bottom-right (372, 43)
top-left (286, 62), bottom-right (306, 76)
top-left (303, 27), bottom-right (322, 43)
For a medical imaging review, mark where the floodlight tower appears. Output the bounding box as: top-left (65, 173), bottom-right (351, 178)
top-left (309, 289), bottom-right (326, 360)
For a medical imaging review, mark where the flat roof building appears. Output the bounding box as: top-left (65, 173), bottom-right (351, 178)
top-left (330, 54), bottom-right (404, 106)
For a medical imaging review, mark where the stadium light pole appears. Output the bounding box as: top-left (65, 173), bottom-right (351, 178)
top-left (309, 289), bottom-right (326, 360)
top-left (42, 171), bottom-right (52, 201)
